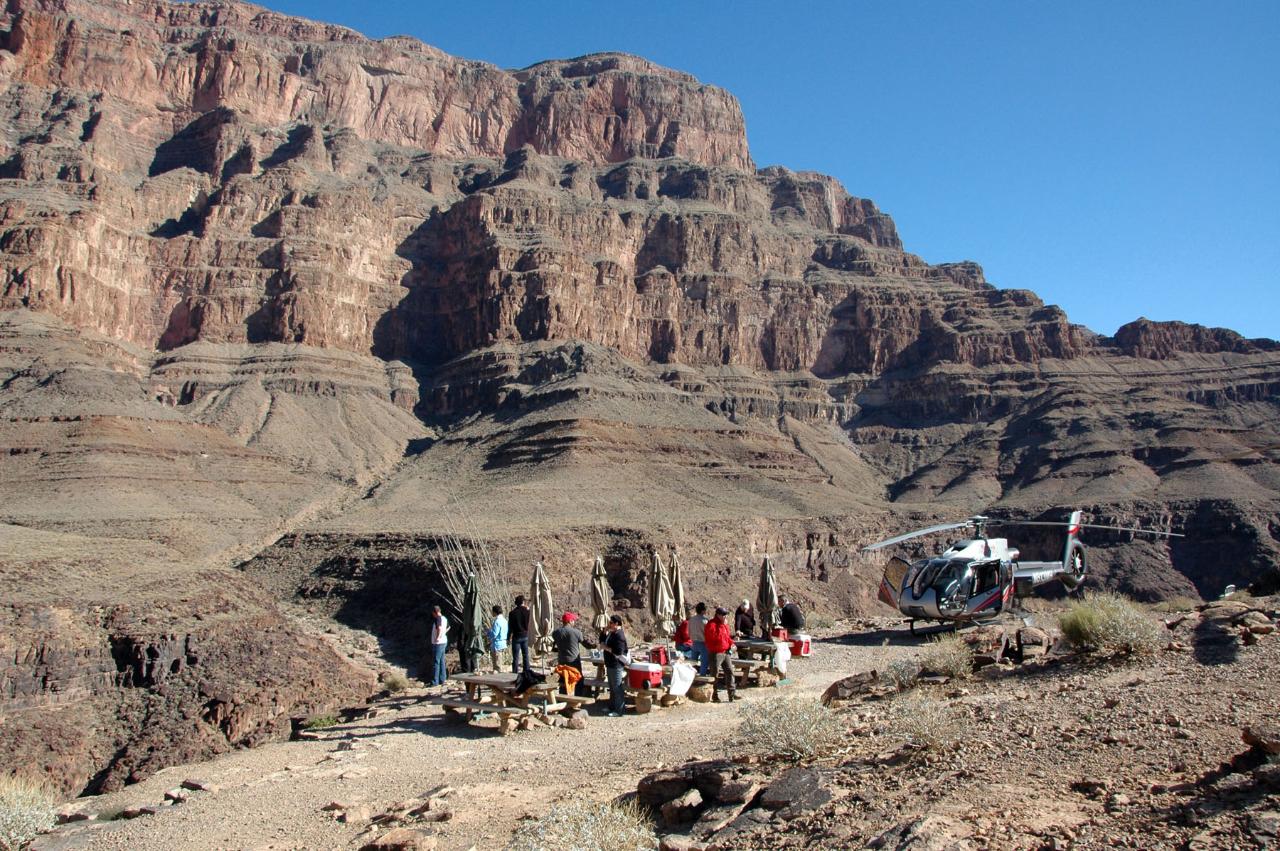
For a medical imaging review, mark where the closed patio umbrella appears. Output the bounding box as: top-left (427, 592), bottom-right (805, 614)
top-left (757, 556), bottom-right (780, 638)
top-left (649, 550), bottom-right (675, 637)
top-left (529, 561), bottom-right (555, 663)
top-left (460, 571), bottom-right (484, 673)
top-left (669, 548), bottom-right (687, 622)
top-left (590, 555), bottom-right (611, 630)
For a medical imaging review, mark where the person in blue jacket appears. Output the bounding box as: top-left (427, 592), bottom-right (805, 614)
top-left (487, 604), bottom-right (508, 673)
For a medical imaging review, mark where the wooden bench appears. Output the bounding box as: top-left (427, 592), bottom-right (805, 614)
top-left (556, 693), bottom-right (594, 710)
top-left (625, 686), bottom-right (667, 714)
top-left (730, 658), bottom-right (770, 687)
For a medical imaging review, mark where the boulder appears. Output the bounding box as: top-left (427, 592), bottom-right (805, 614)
top-left (820, 670), bottom-right (882, 705)
top-left (1015, 627), bottom-right (1051, 659)
top-left (660, 788), bottom-right (704, 826)
top-left (638, 770), bottom-right (692, 808)
top-left (359, 828), bottom-right (437, 851)
top-left (1243, 725), bottom-right (1280, 755)
top-left (960, 626), bottom-right (1008, 667)
top-left (758, 767), bottom-right (834, 818)
top-left (687, 684), bottom-right (714, 703)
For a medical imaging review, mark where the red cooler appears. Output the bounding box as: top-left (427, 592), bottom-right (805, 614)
top-left (790, 634), bottom-right (812, 657)
top-left (627, 661), bottom-right (663, 689)
top-left (771, 627), bottom-right (789, 641)
top-left (648, 646), bottom-right (670, 666)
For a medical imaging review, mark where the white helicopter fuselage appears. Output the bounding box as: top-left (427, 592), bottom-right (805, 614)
top-left (880, 513), bottom-right (1087, 623)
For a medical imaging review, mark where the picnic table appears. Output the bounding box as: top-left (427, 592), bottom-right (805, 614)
top-left (734, 639), bottom-right (782, 661)
top-left (429, 672), bottom-right (587, 735)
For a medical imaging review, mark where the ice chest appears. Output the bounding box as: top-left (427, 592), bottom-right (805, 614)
top-left (770, 626), bottom-right (789, 641)
top-left (648, 645), bottom-right (670, 666)
top-left (790, 634), bottom-right (812, 657)
top-left (627, 661), bottom-right (663, 689)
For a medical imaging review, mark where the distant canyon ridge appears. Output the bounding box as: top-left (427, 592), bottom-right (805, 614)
top-left (1, 0), bottom-right (1277, 797)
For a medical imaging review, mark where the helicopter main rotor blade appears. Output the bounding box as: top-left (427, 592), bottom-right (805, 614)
top-left (862, 520), bottom-right (975, 552)
top-left (987, 519), bottom-right (1183, 537)
top-left (1075, 523), bottom-right (1184, 537)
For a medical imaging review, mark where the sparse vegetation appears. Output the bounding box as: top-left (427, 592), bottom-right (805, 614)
top-left (505, 798), bottom-right (657, 851)
top-left (435, 502), bottom-right (514, 636)
top-left (380, 671), bottom-right (409, 693)
top-left (885, 657), bottom-right (922, 691)
top-left (727, 695), bottom-right (846, 762)
top-left (807, 614), bottom-right (836, 630)
top-left (1059, 591), bottom-right (1164, 654)
top-left (0, 775), bottom-right (56, 851)
top-left (918, 634), bottom-right (974, 679)
top-left (889, 696), bottom-right (963, 752)
top-left (1150, 595), bottom-right (1201, 613)
top-left (302, 714), bottom-right (339, 730)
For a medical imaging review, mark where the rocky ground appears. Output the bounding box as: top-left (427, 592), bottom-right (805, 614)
top-left (29, 596), bottom-right (1280, 850)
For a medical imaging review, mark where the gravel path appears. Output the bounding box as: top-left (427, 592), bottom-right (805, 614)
top-left (48, 621), bottom-right (912, 850)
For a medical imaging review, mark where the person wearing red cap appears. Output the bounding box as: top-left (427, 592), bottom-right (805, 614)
top-left (704, 607), bottom-right (737, 702)
top-left (551, 611), bottom-right (592, 696)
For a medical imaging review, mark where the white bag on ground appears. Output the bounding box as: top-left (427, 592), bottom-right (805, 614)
top-left (771, 640), bottom-right (791, 676)
top-left (668, 661), bottom-right (696, 696)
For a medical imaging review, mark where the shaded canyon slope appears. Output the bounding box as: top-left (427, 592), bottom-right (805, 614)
top-left (1, 0), bottom-right (1278, 796)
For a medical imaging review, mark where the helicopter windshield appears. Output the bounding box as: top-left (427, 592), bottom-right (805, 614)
top-left (909, 558), bottom-right (972, 614)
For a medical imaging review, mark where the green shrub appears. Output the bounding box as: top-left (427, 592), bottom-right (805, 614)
top-left (302, 714), bottom-right (339, 730)
top-left (506, 798), bottom-right (656, 851)
top-left (918, 634), bottom-right (974, 679)
top-left (727, 696), bottom-right (846, 762)
top-left (1059, 592), bottom-right (1164, 654)
top-left (0, 775), bottom-right (56, 851)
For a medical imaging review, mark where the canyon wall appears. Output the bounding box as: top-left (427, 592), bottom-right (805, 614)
top-left (0, 0), bottom-right (1277, 796)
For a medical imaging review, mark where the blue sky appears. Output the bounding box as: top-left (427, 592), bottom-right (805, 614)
top-left (257, 1), bottom-right (1278, 339)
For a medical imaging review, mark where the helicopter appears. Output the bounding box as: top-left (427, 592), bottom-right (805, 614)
top-left (863, 510), bottom-right (1183, 633)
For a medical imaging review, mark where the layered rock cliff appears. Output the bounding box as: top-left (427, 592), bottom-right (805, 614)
top-left (0, 0), bottom-right (1277, 797)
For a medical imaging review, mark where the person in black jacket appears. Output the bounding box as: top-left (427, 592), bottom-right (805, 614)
top-left (508, 595), bottom-right (531, 674)
top-left (734, 601), bottom-right (755, 639)
top-left (601, 614), bottom-right (628, 717)
top-left (779, 595), bottom-right (806, 633)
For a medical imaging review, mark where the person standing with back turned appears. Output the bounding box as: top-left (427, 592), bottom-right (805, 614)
top-left (487, 604), bottom-right (508, 673)
top-left (508, 595), bottom-right (531, 674)
top-left (429, 605), bottom-right (449, 688)
top-left (601, 614), bottom-right (629, 717)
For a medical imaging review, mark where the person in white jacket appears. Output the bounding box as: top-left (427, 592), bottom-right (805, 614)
top-left (429, 605), bottom-right (449, 687)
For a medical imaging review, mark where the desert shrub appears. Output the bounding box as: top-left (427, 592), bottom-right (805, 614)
top-left (888, 697), bottom-right (963, 752)
top-left (918, 634), bottom-right (974, 679)
top-left (380, 671), bottom-right (409, 693)
top-left (506, 798), bottom-right (656, 851)
top-left (302, 714), bottom-right (339, 730)
top-left (885, 657), bottom-right (921, 692)
top-left (1150, 595), bottom-right (1201, 613)
top-left (807, 614), bottom-right (836, 630)
top-left (1059, 592), bottom-right (1164, 654)
top-left (0, 775), bottom-right (56, 851)
top-left (727, 696), bottom-right (846, 762)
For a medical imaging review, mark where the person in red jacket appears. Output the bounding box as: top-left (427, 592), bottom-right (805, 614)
top-left (673, 616), bottom-right (692, 658)
top-left (703, 607), bottom-right (737, 702)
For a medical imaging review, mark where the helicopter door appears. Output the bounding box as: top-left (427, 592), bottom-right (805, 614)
top-left (878, 556), bottom-right (911, 609)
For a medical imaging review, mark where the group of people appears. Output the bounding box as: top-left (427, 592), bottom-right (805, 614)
top-left (427, 592), bottom-right (806, 715)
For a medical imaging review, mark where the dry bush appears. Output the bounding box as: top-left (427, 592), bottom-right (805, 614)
top-left (505, 798), bottom-right (656, 851)
top-left (918, 634), bottom-right (974, 679)
top-left (380, 671), bottom-right (409, 693)
top-left (807, 614), bottom-right (836, 630)
top-left (0, 775), bottom-right (55, 851)
top-left (885, 657), bottom-right (921, 691)
top-left (727, 695), bottom-right (846, 762)
top-left (1150, 595), bottom-right (1201, 613)
top-left (1059, 592), bottom-right (1164, 654)
top-left (435, 503), bottom-right (514, 634)
top-left (888, 696), bottom-right (963, 752)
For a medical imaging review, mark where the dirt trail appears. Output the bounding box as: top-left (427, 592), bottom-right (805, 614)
top-left (49, 624), bottom-right (907, 850)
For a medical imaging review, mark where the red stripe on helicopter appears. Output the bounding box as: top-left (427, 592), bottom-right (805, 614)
top-left (973, 588), bottom-right (1004, 612)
